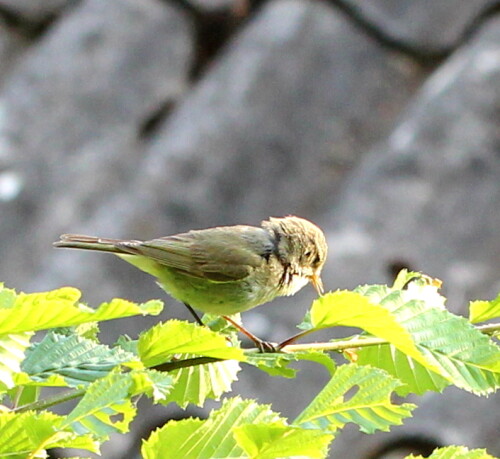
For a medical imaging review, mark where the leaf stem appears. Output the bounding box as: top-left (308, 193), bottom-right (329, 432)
top-left (13, 388), bottom-right (86, 413)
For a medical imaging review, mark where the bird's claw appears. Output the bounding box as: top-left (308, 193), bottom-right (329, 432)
top-left (255, 339), bottom-right (278, 353)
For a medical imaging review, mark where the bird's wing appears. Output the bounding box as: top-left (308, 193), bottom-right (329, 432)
top-left (120, 226), bottom-right (274, 282)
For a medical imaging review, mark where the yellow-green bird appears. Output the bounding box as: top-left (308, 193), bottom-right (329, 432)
top-left (54, 216), bottom-right (327, 349)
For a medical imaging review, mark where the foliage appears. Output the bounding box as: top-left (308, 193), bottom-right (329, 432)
top-left (0, 272), bottom-right (498, 458)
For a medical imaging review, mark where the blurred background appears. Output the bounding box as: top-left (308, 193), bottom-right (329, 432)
top-left (0, 0), bottom-right (499, 457)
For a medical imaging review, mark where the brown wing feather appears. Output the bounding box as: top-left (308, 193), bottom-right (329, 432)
top-left (121, 226), bottom-right (272, 282)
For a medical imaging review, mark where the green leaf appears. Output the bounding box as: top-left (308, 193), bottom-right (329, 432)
top-left (64, 369), bottom-right (173, 438)
top-left (138, 320), bottom-right (245, 367)
top-left (0, 287), bottom-right (162, 334)
top-left (356, 284), bottom-right (500, 395)
top-left (245, 353), bottom-right (298, 378)
top-left (0, 285), bottom-right (17, 309)
top-left (245, 351), bottom-right (335, 378)
top-left (161, 355), bottom-right (240, 408)
top-left (294, 351), bottom-right (336, 375)
top-left (11, 385), bottom-right (40, 407)
top-left (129, 370), bottom-right (173, 404)
top-left (64, 371), bottom-right (137, 438)
top-left (294, 364), bottom-right (415, 434)
top-left (0, 411), bottom-right (98, 457)
top-left (356, 344), bottom-right (449, 396)
top-left (21, 331), bottom-right (140, 387)
top-left (233, 422), bottom-right (332, 459)
top-left (407, 445), bottom-right (497, 459)
top-left (141, 397), bottom-right (283, 459)
top-left (391, 269), bottom-right (442, 291)
top-left (0, 332), bottom-right (33, 391)
top-left (470, 293), bottom-right (500, 323)
top-left (74, 321), bottom-right (100, 341)
top-left (306, 290), bottom-right (434, 371)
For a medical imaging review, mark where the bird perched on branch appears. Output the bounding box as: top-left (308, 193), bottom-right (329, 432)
top-left (54, 216), bottom-right (328, 351)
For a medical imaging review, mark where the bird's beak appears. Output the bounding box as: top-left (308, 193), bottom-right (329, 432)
top-left (309, 272), bottom-right (324, 295)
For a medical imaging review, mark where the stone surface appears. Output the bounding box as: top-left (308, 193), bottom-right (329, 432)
top-left (187, 0), bottom-right (244, 13)
top-left (342, 0), bottom-right (498, 53)
top-left (0, 0), bottom-right (74, 22)
top-left (325, 14), bottom-right (500, 457)
top-left (0, 0), bottom-right (193, 297)
top-left (325, 14), bottom-right (500, 314)
top-left (32, 0), bottom-right (420, 313)
top-left (0, 18), bottom-right (27, 87)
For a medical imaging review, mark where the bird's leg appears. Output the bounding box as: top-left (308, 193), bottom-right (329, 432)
top-left (222, 315), bottom-right (277, 353)
top-left (276, 329), bottom-right (314, 350)
top-left (183, 303), bottom-right (204, 327)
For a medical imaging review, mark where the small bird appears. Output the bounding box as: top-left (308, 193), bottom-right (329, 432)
top-left (54, 216), bottom-right (327, 349)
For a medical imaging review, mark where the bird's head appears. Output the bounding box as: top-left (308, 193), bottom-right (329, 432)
top-left (262, 216), bottom-right (327, 296)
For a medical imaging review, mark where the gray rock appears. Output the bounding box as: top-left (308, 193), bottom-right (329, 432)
top-left (0, 18), bottom-right (27, 87)
top-left (326, 15), bottom-right (500, 457)
top-left (326, 14), bottom-right (500, 313)
top-left (0, 0), bottom-right (193, 295)
top-left (139, 0), bottom-right (419, 226)
top-left (0, 0), bottom-right (75, 23)
top-left (341, 0), bottom-right (498, 53)
top-left (186, 0), bottom-right (244, 13)
top-left (34, 0), bottom-right (420, 310)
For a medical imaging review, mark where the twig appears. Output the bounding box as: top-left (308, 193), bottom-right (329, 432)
top-left (14, 388), bottom-right (85, 413)
top-left (12, 321), bottom-right (500, 413)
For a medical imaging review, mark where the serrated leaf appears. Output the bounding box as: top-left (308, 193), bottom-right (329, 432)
top-left (294, 350), bottom-right (337, 376)
top-left (74, 322), bottom-right (100, 341)
top-left (470, 293), bottom-right (500, 323)
top-left (0, 287), bottom-right (162, 334)
top-left (0, 332), bottom-right (33, 391)
top-left (407, 445), bottom-right (497, 459)
top-left (245, 350), bottom-right (335, 378)
top-left (0, 411), bottom-right (98, 457)
top-left (21, 332), bottom-right (140, 387)
top-left (129, 370), bottom-right (173, 403)
top-left (12, 371), bottom-right (68, 389)
top-left (233, 422), bottom-right (332, 459)
top-left (141, 397), bottom-right (283, 459)
top-left (392, 270), bottom-right (443, 293)
top-left (294, 364), bottom-right (415, 434)
top-left (65, 372), bottom-right (137, 438)
top-left (245, 353), bottom-right (298, 378)
top-left (306, 290), bottom-right (434, 371)
top-left (138, 320), bottom-right (245, 367)
top-left (357, 285), bottom-right (500, 395)
top-left (10, 385), bottom-right (40, 407)
top-left (114, 336), bottom-right (138, 355)
top-left (162, 355), bottom-right (240, 408)
top-left (355, 344), bottom-right (449, 396)
top-left (0, 285), bottom-right (17, 309)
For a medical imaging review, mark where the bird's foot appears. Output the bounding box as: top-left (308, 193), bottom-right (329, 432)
top-left (222, 315), bottom-right (278, 353)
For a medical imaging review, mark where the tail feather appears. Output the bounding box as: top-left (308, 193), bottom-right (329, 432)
top-left (53, 234), bottom-right (139, 254)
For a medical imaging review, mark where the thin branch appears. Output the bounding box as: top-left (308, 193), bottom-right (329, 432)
top-left (14, 388), bottom-right (85, 413)
top-left (281, 336), bottom-right (387, 353)
top-left (153, 356), bottom-right (221, 372)
top-left (12, 321), bottom-right (500, 413)
top-left (475, 322), bottom-right (500, 335)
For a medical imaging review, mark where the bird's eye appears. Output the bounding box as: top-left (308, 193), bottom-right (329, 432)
top-left (304, 251), bottom-right (312, 258)
top-left (313, 254), bottom-right (321, 265)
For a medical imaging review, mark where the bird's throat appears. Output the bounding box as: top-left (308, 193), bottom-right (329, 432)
top-left (280, 268), bottom-right (309, 296)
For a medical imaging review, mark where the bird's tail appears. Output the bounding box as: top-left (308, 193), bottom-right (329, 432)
top-left (53, 234), bottom-right (133, 254)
